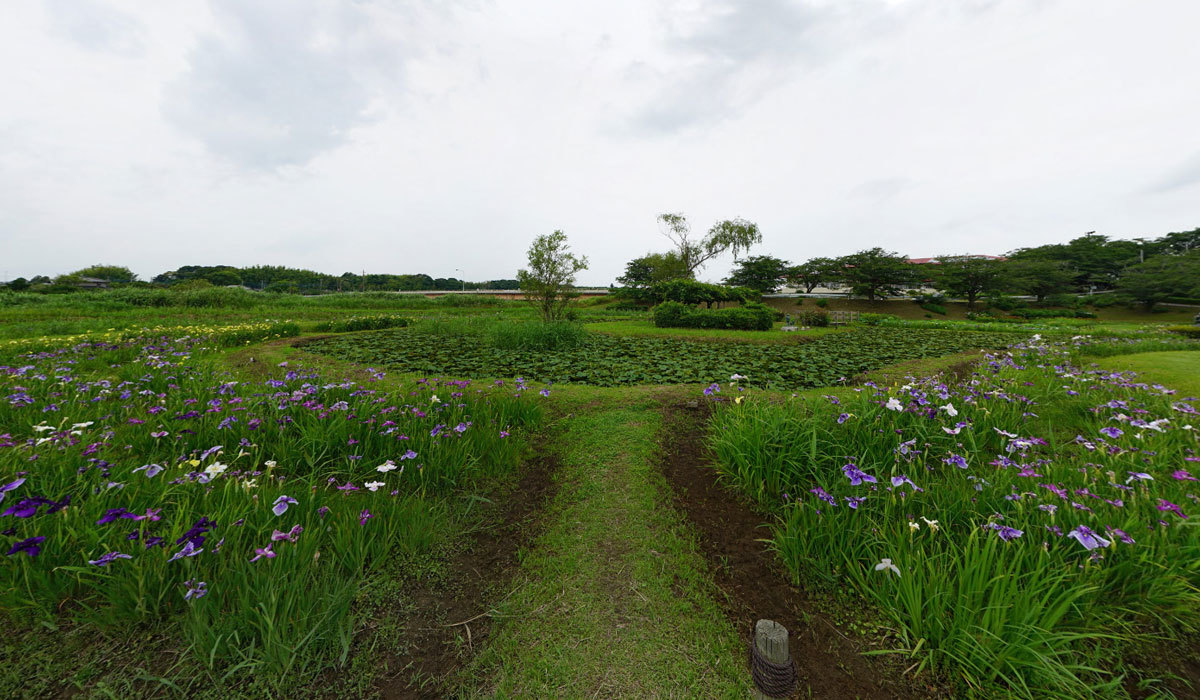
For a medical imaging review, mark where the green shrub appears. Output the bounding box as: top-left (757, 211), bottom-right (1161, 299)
top-left (920, 303), bottom-right (948, 315)
top-left (488, 321), bottom-right (588, 351)
top-left (815, 298), bottom-right (829, 308)
top-left (312, 315), bottom-right (410, 333)
top-left (986, 296), bottom-right (1026, 311)
top-left (857, 313), bottom-right (896, 325)
top-left (652, 301), bottom-right (774, 331)
top-left (1165, 325), bottom-right (1200, 338)
top-left (795, 310), bottom-right (829, 327)
top-left (1012, 309), bottom-right (1096, 320)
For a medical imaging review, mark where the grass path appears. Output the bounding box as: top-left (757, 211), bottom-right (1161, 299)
top-left (1093, 350), bottom-right (1200, 396)
top-left (459, 388), bottom-right (748, 697)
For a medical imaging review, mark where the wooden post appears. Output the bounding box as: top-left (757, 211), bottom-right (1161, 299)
top-left (751, 619), bottom-right (790, 699)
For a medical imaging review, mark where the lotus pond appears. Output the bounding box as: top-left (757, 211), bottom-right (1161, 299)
top-left (304, 326), bottom-right (1021, 389)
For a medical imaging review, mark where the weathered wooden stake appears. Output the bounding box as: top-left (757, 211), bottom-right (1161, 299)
top-left (751, 619), bottom-right (790, 699)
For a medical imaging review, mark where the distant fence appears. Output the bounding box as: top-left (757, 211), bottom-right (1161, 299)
top-left (385, 289), bottom-right (611, 300)
top-left (828, 310), bottom-right (860, 326)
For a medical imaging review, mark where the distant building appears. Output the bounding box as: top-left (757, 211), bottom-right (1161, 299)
top-left (74, 277), bottom-right (111, 289)
top-left (906, 255), bottom-right (1004, 264)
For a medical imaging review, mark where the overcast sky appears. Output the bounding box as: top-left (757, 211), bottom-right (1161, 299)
top-left (2, 0), bottom-right (1198, 285)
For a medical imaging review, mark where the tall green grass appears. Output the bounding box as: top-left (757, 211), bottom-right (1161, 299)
top-left (709, 336), bottom-right (1200, 697)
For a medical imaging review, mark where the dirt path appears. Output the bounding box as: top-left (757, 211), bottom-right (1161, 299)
top-left (659, 396), bottom-right (937, 699)
top-left (372, 448), bottom-right (561, 699)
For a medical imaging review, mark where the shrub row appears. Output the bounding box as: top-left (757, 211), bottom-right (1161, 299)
top-left (312, 315), bottom-right (410, 333)
top-left (652, 301), bottom-right (774, 331)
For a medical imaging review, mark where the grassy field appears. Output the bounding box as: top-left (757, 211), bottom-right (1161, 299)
top-left (2, 297), bottom-right (1199, 698)
top-left (1093, 350), bottom-right (1200, 396)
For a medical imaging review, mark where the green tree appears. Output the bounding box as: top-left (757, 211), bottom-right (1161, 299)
top-left (1156, 228), bottom-right (1200, 255)
top-left (1003, 260), bottom-right (1075, 303)
top-left (6, 277), bottom-right (30, 291)
top-left (72, 265), bottom-right (138, 284)
top-left (517, 230), bottom-right (589, 322)
top-left (785, 257), bottom-right (842, 293)
top-left (724, 255), bottom-right (791, 293)
top-left (205, 269), bottom-right (242, 286)
top-left (838, 248), bottom-right (913, 301)
top-left (1116, 251), bottom-right (1200, 310)
top-left (931, 256), bottom-right (1005, 310)
top-left (616, 252), bottom-right (689, 287)
top-left (658, 213), bottom-right (762, 276)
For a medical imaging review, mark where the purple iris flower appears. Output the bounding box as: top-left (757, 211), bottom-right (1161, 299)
top-left (943, 453), bottom-right (969, 470)
top-left (272, 495), bottom-right (298, 516)
top-left (1105, 527), bottom-right (1135, 545)
top-left (175, 517), bottom-right (215, 547)
top-left (183, 579), bottom-right (208, 600)
top-left (251, 545), bottom-right (275, 562)
top-left (270, 525), bottom-right (303, 543)
top-left (2, 497), bottom-right (54, 518)
top-left (400, 450), bottom-right (418, 460)
top-left (841, 463), bottom-right (876, 486)
top-left (703, 383), bottom-right (720, 397)
top-left (1157, 499), bottom-right (1189, 519)
top-left (134, 463), bottom-right (164, 478)
top-left (0, 478), bottom-right (26, 503)
top-left (1067, 526), bottom-right (1110, 551)
top-left (809, 487), bottom-right (837, 507)
top-left (990, 524), bottom-right (1023, 541)
top-left (844, 496), bottom-right (864, 509)
top-left (6, 536), bottom-right (45, 557)
top-left (88, 551), bottom-right (132, 567)
top-left (359, 509), bottom-right (373, 526)
top-left (96, 508), bottom-right (138, 525)
top-left (1099, 426), bottom-right (1122, 439)
top-left (837, 413), bottom-right (850, 424)
top-left (168, 540), bottom-right (203, 562)
top-left (1172, 470), bottom-right (1197, 481)
top-left (454, 422), bottom-right (469, 433)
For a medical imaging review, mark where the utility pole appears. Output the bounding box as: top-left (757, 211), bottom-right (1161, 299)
top-left (361, 269), bottom-right (366, 293)
top-left (455, 268), bottom-right (465, 291)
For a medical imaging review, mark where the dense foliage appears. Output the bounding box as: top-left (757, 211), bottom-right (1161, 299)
top-left (708, 335), bottom-right (1200, 697)
top-left (652, 301), bottom-right (775, 331)
top-left (0, 328), bottom-right (542, 682)
top-left (306, 327), bottom-right (1017, 389)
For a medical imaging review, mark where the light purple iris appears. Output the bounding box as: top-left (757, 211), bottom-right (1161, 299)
top-left (837, 413), bottom-right (850, 424)
top-left (134, 463), bottom-right (164, 478)
top-left (943, 453), bottom-right (969, 470)
top-left (990, 524), bottom-right (1023, 542)
top-left (1067, 526), bottom-right (1110, 551)
top-left (0, 478), bottom-right (26, 503)
top-left (88, 551), bottom-right (132, 567)
top-left (183, 579), bottom-right (208, 600)
top-left (1099, 426), bottom-right (1123, 439)
top-left (1157, 499), bottom-right (1189, 519)
top-left (168, 540), bottom-right (203, 562)
top-left (272, 495), bottom-right (298, 516)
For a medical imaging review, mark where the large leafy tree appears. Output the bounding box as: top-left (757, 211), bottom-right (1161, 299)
top-left (517, 230), bottom-right (589, 322)
top-left (931, 256), bottom-right (1005, 310)
top-left (658, 213), bottom-right (762, 276)
top-left (616, 252), bottom-right (689, 287)
top-left (72, 265), bottom-right (138, 284)
top-left (724, 255), bottom-right (791, 294)
top-left (837, 248), bottom-right (913, 301)
top-left (1116, 250), bottom-right (1200, 310)
top-left (1003, 260), bottom-right (1076, 303)
top-left (785, 257), bottom-right (842, 293)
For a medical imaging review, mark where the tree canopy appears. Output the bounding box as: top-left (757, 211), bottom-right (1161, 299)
top-left (657, 213), bottom-right (762, 276)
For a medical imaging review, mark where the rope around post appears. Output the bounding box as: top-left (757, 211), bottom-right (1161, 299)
top-left (748, 624), bottom-right (797, 698)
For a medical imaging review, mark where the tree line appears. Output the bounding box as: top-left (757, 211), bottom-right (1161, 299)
top-left (3, 264), bottom-right (520, 295)
top-left (622, 228), bottom-right (1199, 310)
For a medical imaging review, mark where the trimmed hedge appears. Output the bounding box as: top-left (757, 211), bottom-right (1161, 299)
top-left (652, 301), bottom-right (774, 331)
top-left (795, 310), bottom-right (830, 327)
top-left (1165, 325), bottom-right (1200, 339)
